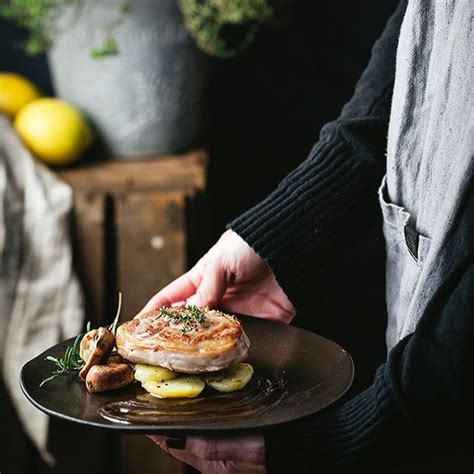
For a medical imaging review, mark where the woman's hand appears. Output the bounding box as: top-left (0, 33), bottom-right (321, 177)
top-left (148, 433), bottom-right (266, 474)
top-left (143, 229), bottom-right (293, 473)
top-left (141, 229), bottom-right (295, 323)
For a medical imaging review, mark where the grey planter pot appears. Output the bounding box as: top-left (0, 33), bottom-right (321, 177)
top-left (48, 0), bottom-right (206, 158)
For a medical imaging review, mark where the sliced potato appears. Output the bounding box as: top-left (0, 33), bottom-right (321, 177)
top-left (134, 364), bottom-right (177, 384)
top-left (143, 376), bottom-right (205, 399)
top-left (205, 363), bottom-right (254, 393)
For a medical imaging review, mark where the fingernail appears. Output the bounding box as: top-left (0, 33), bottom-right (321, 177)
top-left (166, 437), bottom-right (186, 449)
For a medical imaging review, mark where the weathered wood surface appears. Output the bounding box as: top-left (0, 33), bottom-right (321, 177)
top-left (58, 151), bottom-right (207, 195)
top-left (116, 190), bottom-right (187, 321)
top-left (70, 191), bottom-right (106, 325)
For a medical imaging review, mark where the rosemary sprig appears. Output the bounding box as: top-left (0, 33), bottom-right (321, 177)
top-left (39, 331), bottom-right (85, 388)
top-left (40, 292), bottom-right (123, 388)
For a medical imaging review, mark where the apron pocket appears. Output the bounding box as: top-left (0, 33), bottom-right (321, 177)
top-left (378, 175), bottom-right (411, 230)
top-left (378, 175), bottom-right (431, 266)
top-left (377, 175), bottom-right (432, 348)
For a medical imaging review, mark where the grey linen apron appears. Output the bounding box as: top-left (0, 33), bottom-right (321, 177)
top-left (380, 0), bottom-right (474, 351)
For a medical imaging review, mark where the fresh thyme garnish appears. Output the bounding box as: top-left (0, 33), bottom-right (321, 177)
top-left (188, 304), bottom-right (205, 323)
top-left (39, 331), bottom-right (86, 387)
top-left (159, 305), bottom-right (207, 334)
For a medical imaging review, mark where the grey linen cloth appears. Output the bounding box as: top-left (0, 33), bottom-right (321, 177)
top-left (0, 114), bottom-right (84, 463)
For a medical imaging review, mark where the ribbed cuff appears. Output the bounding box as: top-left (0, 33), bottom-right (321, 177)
top-left (264, 366), bottom-right (406, 473)
top-left (228, 130), bottom-right (380, 308)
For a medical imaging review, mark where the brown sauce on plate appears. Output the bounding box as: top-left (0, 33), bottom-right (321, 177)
top-left (98, 372), bottom-right (287, 425)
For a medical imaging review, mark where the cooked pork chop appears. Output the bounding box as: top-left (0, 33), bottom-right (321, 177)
top-left (115, 307), bottom-right (250, 373)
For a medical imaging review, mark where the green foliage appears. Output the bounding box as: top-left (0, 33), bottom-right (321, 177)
top-left (39, 293), bottom-right (121, 388)
top-left (39, 330), bottom-right (86, 387)
top-left (90, 37), bottom-right (119, 60)
top-left (0, 0), bottom-right (63, 55)
top-left (1, 0), bottom-right (285, 60)
top-left (0, 0), bottom-right (123, 59)
top-left (90, 3), bottom-right (129, 60)
top-left (179, 0), bottom-right (277, 58)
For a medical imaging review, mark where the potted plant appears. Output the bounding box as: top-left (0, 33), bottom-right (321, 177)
top-left (1, 0), bottom-right (279, 158)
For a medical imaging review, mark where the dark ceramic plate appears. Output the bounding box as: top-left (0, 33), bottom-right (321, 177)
top-left (20, 316), bottom-right (353, 434)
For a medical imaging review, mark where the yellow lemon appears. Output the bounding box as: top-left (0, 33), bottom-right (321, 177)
top-left (0, 72), bottom-right (41, 117)
top-left (14, 98), bottom-right (93, 165)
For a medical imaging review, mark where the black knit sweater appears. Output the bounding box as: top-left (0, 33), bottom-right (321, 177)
top-left (259, 261), bottom-right (474, 472)
top-left (229, 1), bottom-right (474, 472)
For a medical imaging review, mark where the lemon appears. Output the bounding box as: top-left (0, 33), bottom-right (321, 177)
top-left (14, 98), bottom-right (93, 165)
top-left (0, 72), bottom-right (41, 117)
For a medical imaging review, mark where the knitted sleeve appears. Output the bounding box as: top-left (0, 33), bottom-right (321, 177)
top-left (229, 1), bottom-right (407, 308)
top-left (265, 260), bottom-right (474, 472)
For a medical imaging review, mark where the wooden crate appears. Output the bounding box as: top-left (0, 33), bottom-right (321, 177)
top-left (59, 150), bottom-right (208, 323)
top-left (51, 150), bottom-right (208, 474)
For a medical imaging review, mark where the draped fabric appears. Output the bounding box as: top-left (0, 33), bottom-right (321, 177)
top-left (0, 114), bottom-right (84, 463)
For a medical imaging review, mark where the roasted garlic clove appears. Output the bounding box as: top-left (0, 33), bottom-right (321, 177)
top-left (79, 327), bottom-right (115, 379)
top-left (85, 361), bottom-right (134, 393)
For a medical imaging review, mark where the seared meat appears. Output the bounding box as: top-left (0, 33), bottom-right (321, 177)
top-left (116, 307), bottom-right (250, 373)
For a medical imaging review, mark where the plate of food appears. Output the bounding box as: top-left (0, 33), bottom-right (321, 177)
top-left (20, 300), bottom-right (354, 435)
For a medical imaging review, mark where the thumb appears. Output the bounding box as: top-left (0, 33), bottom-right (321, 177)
top-left (187, 262), bottom-right (228, 309)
